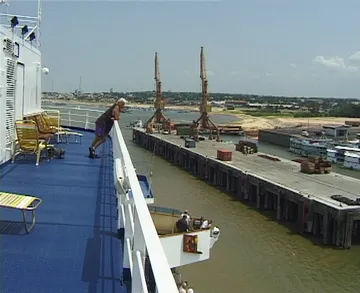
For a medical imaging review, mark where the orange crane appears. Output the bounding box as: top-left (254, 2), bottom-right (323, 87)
top-left (144, 52), bottom-right (170, 132)
top-left (192, 46), bottom-right (219, 141)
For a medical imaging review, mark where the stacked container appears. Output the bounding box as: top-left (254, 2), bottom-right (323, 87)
top-left (217, 149), bottom-right (232, 161)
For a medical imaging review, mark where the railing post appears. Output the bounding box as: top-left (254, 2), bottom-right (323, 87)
top-left (85, 111), bottom-right (89, 129)
top-left (114, 157), bottom-right (126, 234)
top-left (68, 110), bottom-right (71, 127)
top-left (117, 190), bottom-right (126, 231)
top-left (56, 110), bottom-right (60, 143)
top-left (123, 195), bottom-right (134, 281)
top-left (132, 209), bottom-right (148, 293)
top-left (132, 251), bottom-right (148, 293)
top-left (133, 209), bottom-right (146, 265)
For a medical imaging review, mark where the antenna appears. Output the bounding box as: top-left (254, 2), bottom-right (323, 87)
top-left (79, 76), bottom-right (82, 94)
top-left (37, 0), bottom-right (41, 47)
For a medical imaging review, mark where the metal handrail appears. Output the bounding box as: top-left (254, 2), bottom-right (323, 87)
top-left (43, 106), bottom-right (102, 130)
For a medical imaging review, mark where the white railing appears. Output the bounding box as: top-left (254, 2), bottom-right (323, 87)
top-left (44, 106), bottom-right (178, 293)
top-left (43, 105), bottom-right (104, 130)
top-left (112, 122), bottom-right (178, 293)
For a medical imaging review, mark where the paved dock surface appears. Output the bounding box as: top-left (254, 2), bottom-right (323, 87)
top-left (147, 131), bottom-right (360, 209)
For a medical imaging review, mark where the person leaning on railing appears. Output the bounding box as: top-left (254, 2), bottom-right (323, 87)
top-left (89, 98), bottom-right (128, 158)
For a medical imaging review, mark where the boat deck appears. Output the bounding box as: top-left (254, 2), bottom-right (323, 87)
top-left (0, 131), bottom-right (127, 293)
top-left (148, 131), bottom-right (360, 210)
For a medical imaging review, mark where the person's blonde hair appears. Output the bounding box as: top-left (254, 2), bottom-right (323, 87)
top-left (117, 98), bottom-right (128, 104)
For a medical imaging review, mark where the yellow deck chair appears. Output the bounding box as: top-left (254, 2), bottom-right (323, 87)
top-left (42, 112), bottom-right (83, 144)
top-left (13, 120), bottom-right (47, 166)
top-left (43, 111), bottom-right (70, 132)
top-left (0, 192), bottom-right (42, 233)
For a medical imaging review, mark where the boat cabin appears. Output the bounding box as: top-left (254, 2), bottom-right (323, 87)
top-left (322, 125), bottom-right (351, 138)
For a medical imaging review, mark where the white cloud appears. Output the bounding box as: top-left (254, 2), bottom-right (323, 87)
top-left (206, 70), bottom-right (215, 76)
top-left (312, 56), bottom-right (358, 72)
top-left (348, 51), bottom-right (360, 61)
top-left (289, 63), bottom-right (297, 68)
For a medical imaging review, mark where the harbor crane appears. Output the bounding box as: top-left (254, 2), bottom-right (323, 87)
top-left (191, 46), bottom-right (219, 141)
top-left (144, 52), bottom-right (171, 133)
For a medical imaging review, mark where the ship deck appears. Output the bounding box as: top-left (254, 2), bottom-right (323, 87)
top-left (147, 130), bottom-right (360, 210)
top-left (0, 131), bottom-right (128, 293)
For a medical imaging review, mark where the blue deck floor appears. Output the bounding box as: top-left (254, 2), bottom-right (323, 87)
top-left (0, 131), bottom-right (127, 293)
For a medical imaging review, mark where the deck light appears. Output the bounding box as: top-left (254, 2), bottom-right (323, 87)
top-left (21, 25), bottom-right (28, 36)
top-left (29, 32), bottom-right (35, 42)
top-left (10, 16), bottom-right (18, 28)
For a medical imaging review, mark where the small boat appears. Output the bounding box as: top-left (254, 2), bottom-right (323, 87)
top-left (129, 174), bottom-right (154, 204)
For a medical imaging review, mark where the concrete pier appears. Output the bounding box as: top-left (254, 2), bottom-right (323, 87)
top-left (133, 128), bottom-right (360, 248)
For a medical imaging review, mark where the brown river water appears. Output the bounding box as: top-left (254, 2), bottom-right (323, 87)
top-left (115, 110), bottom-right (360, 293)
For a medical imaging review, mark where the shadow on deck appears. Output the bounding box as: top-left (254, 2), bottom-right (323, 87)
top-left (0, 131), bottom-right (127, 293)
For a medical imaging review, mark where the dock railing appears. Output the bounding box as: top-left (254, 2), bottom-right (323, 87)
top-left (43, 105), bottom-right (178, 293)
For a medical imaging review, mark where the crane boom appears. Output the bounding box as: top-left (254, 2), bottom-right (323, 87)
top-left (155, 52), bottom-right (160, 81)
top-left (154, 52), bottom-right (163, 109)
top-left (200, 46), bottom-right (207, 80)
top-left (200, 46), bottom-right (208, 113)
top-left (192, 46), bottom-right (219, 141)
top-left (144, 52), bottom-right (170, 132)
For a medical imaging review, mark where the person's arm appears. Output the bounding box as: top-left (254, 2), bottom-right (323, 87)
top-left (112, 105), bottom-right (120, 120)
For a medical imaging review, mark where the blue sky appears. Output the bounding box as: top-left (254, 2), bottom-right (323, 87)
top-left (8, 0), bottom-right (360, 97)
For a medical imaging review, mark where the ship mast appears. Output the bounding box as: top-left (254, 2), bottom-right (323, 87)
top-left (192, 47), bottom-right (219, 141)
top-left (144, 52), bottom-right (170, 132)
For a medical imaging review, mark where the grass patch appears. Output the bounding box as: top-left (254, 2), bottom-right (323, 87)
top-left (241, 110), bottom-right (295, 118)
top-left (221, 108), bottom-right (329, 119)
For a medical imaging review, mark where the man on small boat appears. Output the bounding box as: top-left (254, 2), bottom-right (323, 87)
top-left (176, 215), bottom-right (189, 232)
top-left (89, 98), bottom-right (127, 158)
top-left (178, 281), bottom-right (188, 293)
top-left (180, 210), bottom-right (191, 225)
top-left (200, 218), bottom-right (212, 229)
